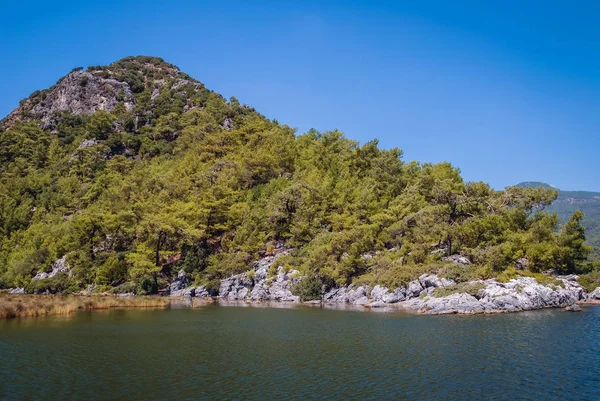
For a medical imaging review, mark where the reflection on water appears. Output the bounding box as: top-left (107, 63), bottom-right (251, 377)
top-left (1, 305), bottom-right (600, 400)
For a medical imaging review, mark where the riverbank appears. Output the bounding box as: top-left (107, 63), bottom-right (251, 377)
top-left (179, 252), bottom-right (600, 315)
top-left (2, 284), bottom-right (599, 320)
top-left (6, 251), bottom-right (600, 317)
top-left (0, 294), bottom-right (169, 319)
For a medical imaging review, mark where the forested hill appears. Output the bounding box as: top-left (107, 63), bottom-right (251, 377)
top-left (516, 182), bottom-right (600, 260)
top-left (0, 56), bottom-right (594, 295)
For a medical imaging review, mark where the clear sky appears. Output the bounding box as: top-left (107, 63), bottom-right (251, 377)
top-left (1, 0), bottom-right (599, 191)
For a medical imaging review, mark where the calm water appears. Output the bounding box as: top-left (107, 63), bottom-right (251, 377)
top-left (1, 304), bottom-right (600, 401)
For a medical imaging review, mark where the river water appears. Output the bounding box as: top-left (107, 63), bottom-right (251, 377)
top-left (1, 304), bottom-right (600, 400)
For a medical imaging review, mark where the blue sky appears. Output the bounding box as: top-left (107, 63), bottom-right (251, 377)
top-left (1, 0), bottom-right (599, 191)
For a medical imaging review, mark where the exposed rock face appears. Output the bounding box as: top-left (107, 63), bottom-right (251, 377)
top-left (218, 248), bottom-right (300, 302)
top-left (8, 71), bottom-right (135, 129)
top-left (78, 138), bottom-right (99, 149)
top-left (403, 276), bottom-right (585, 314)
top-left (8, 287), bottom-right (26, 294)
top-left (219, 271), bottom-right (254, 300)
top-left (2, 58), bottom-right (210, 131)
top-left (322, 285), bottom-right (371, 305)
top-left (404, 293), bottom-right (487, 314)
top-left (194, 285), bottom-right (216, 298)
top-left (208, 250), bottom-right (597, 315)
top-left (516, 258), bottom-right (529, 270)
top-left (587, 287), bottom-right (600, 300)
top-left (406, 280), bottom-right (424, 298)
top-left (169, 269), bottom-right (193, 297)
top-left (32, 255), bottom-right (71, 280)
top-left (323, 287), bottom-right (348, 303)
top-left (442, 254), bottom-right (471, 265)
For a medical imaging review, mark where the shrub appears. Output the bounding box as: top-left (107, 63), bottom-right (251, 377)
top-left (519, 270), bottom-right (562, 287)
top-left (110, 281), bottom-right (137, 294)
top-left (25, 273), bottom-right (71, 294)
top-left (291, 275), bottom-right (322, 301)
top-left (433, 282), bottom-right (485, 298)
top-left (136, 276), bottom-right (158, 295)
top-left (437, 263), bottom-right (481, 283)
top-left (496, 267), bottom-right (518, 283)
top-left (96, 255), bottom-right (128, 286)
top-left (204, 279), bottom-right (221, 295)
top-left (578, 271), bottom-right (600, 293)
top-left (207, 252), bottom-right (252, 278)
top-left (495, 267), bottom-right (562, 287)
top-left (372, 262), bottom-right (439, 289)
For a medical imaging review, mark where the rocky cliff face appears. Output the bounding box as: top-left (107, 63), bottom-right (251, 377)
top-left (1, 56), bottom-right (205, 130)
top-left (33, 71), bottom-right (135, 128)
top-left (4, 70), bottom-right (134, 130)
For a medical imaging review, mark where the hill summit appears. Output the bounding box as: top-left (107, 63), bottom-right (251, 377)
top-left (0, 56), bottom-right (595, 295)
top-left (3, 57), bottom-right (200, 129)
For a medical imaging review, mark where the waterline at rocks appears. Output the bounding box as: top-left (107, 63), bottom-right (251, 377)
top-left (165, 251), bottom-right (598, 315)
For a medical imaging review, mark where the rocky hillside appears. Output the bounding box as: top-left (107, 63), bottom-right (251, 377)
top-left (516, 182), bottom-right (600, 260)
top-left (0, 56), bottom-right (595, 297)
top-left (2, 57), bottom-right (197, 130)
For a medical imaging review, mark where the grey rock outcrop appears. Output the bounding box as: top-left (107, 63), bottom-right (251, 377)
top-left (382, 288), bottom-right (406, 303)
top-left (219, 272), bottom-right (253, 300)
top-left (404, 293), bottom-right (490, 314)
top-left (323, 287), bottom-right (349, 303)
top-left (211, 250), bottom-right (598, 315)
top-left (406, 280), bottom-right (424, 298)
top-left (403, 275), bottom-right (586, 314)
top-left (33, 255), bottom-right (71, 280)
top-left (370, 285), bottom-right (388, 302)
top-left (442, 254), bottom-right (471, 265)
top-left (8, 287), bottom-right (26, 294)
top-left (151, 79), bottom-right (166, 100)
top-left (587, 287), bottom-right (600, 300)
top-left (78, 138), bottom-right (99, 149)
top-left (20, 71), bottom-right (134, 129)
top-left (193, 285), bottom-right (216, 298)
top-left (346, 286), bottom-right (369, 305)
top-left (322, 285), bottom-right (370, 305)
top-left (217, 247), bottom-right (300, 302)
top-left (169, 269), bottom-right (193, 297)
top-left (516, 258), bottom-right (529, 270)
top-left (265, 267), bottom-right (301, 301)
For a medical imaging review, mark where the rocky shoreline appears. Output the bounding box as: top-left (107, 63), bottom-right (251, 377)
top-left (9, 251), bottom-right (600, 315)
top-left (166, 252), bottom-right (600, 315)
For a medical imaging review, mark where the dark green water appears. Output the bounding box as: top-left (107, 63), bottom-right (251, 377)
top-left (1, 304), bottom-right (600, 401)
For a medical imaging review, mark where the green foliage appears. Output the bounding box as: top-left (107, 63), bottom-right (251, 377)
top-left (291, 275), bottom-right (322, 301)
top-left (517, 182), bottom-right (600, 262)
top-left (0, 57), bottom-right (596, 293)
top-left (555, 210), bottom-right (592, 273)
top-left (495, 267), bottom-right (519, 283)
top-left (433, 282), bottom-right (485, 298)
top-left (24, 273), bottom-right (73, 294)
top-left (95, 255), bottom-right (128, 286)
top-left (578, 271), bottom-right (600, 293)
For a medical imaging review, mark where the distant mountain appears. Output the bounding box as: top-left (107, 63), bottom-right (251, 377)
top-left (516, 182), bottom-right (600, 259)
top-left (515, 181), bottom-right (558, 190)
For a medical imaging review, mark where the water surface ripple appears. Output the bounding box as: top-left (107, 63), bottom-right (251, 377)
top-left (1, 305), bottom-right (600, 400)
